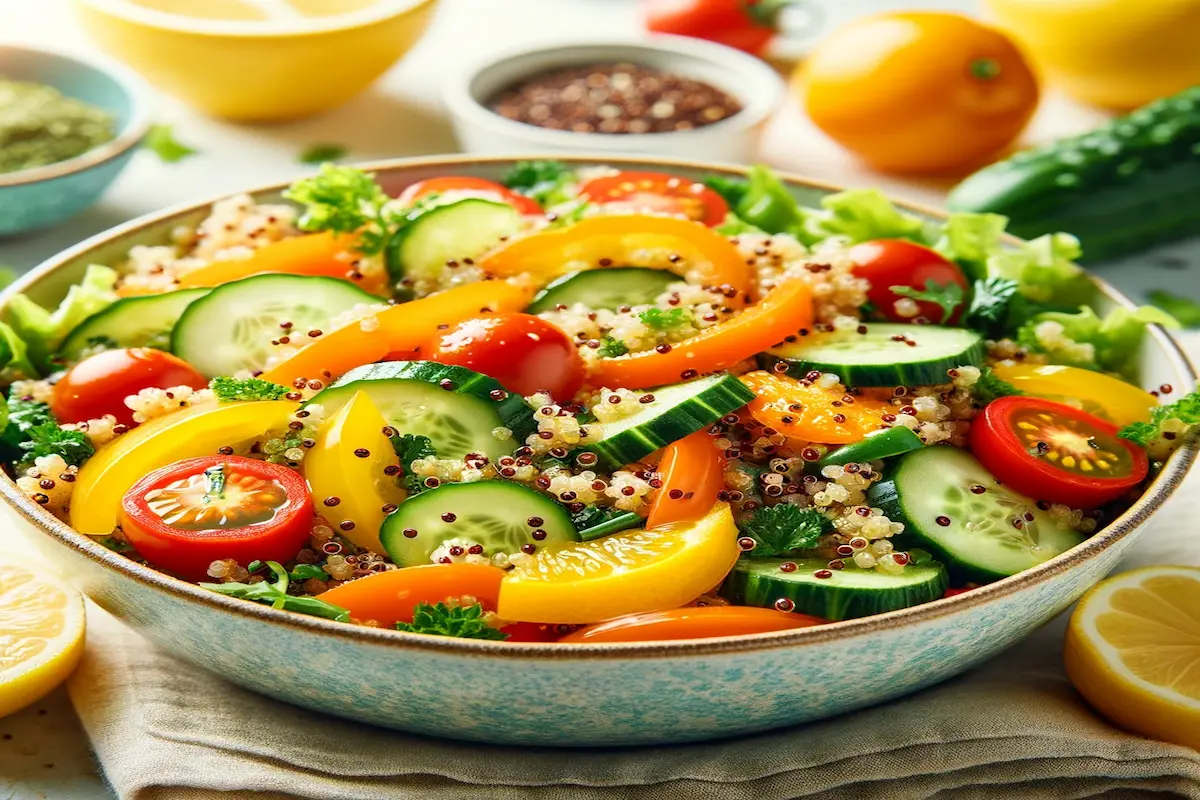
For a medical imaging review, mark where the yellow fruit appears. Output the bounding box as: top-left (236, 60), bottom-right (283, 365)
top-left (990, 364), bottom-right (1157, 428)
top-left (0, 560), bottom-right (86, 718)
top-left (497, 502), bottom-right (740, 624)
top-left (1064, 566), bottom-right (1200, 750)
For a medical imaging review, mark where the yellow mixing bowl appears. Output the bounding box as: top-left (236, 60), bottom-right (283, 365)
top-left (73, 0), bottom-right (438, 121)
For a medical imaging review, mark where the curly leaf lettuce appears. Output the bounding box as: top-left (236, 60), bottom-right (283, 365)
top-left (1017, 305), bottom-right (1178, 379)
top-left (6, 264), bottom-right (118, 374)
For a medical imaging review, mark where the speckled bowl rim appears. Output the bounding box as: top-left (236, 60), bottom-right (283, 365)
top-left (75, 0), bottom-right (437, 38)
top-left (1, 153), bottom-right (1195, 660)
top-left (0, 42), bottom-right (151, 189)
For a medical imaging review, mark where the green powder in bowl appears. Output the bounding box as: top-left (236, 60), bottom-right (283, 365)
top-left (0, 78), bottom-right (116, 174)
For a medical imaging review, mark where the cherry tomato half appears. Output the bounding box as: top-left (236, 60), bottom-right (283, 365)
top-left (424, 313), bottom-right (585, 400)
top-left (578, 171), bottom-right (729, 227)
top-left (848, 239), bottom-right (968, 324)
top-left (119, 455), bottom-right (314, 581)
top-left (397, 177), bottom-right (542, 215)
top-left (970, 396), bottom-right (1149, 508)
top-left (558, 606), bottom-right (825, 643)
top-left (52, 348), bottom-right (208, 427)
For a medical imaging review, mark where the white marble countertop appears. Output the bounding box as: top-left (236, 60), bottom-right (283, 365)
top-left (1, 0), bottom-right (1197, 796)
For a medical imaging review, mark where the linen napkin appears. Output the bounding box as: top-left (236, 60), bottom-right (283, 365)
top-left (67, 477), bottom-right (1200, 800)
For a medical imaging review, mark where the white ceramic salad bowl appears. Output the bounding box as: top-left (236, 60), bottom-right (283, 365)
top-left (1, 156), bottom-right (1195, 746)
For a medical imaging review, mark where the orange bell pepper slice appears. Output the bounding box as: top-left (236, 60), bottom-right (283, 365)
top-left (478, 214), bottom-right (754, 303)
top-left (317, 564), bottom-right (506, 628)
top-left (176, 232), bottom-right (389, 296)
top-left (260, 280), bottom-right (533, 386)
top-left (645, 430), bottom-right (725, 530)
top-left (740, 371), bottom-right (894, 446)
top-left (586, 279), bottom-right (813, 390)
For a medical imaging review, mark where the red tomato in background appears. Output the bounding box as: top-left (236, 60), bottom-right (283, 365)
top-left (578, 172), bottom-right (730, 227)
top-left (848, 239), bottom-right (968, 324)
top-left (424, 313), bottom-right (585, 400)
top-left (970, 396), bottom-right (1149, 508)
top-left (642, 0), bottom-right (786, 56)
top-left (51, 348), bottom-right (208, 426)
top-left (398, 177), bottom-right (542, 215)
top-left (119, 455), bottom-right (314, 581)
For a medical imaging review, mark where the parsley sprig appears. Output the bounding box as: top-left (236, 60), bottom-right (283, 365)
top-left (502, 160), bottom-right (575, 207)
top-left (209, 376), bottom-right (290, 403)
top-left (391, 433), bottom-right (437, 493)
top-left (1119, 388), bottom-right (1200, 447)
top-left (597, 335), bottom-right (629, 358)
top-left (964, 277), bottom-right (1019, 336)
top-left (638, 307), bottom-right (692, 331)
top-left (890, 280), bottom-right (965, 324)
top-left (972, 368), bottom-right (1024, 405)
top-left (738, 504), bottom-right (832, 557)
top-left (200, 561), bottom-right (349, 621)
top-left (395, 601), bottom-right (508, 640)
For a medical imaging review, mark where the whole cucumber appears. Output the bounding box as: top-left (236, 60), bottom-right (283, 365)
top-left (947, 86), bottom-right (1200, 263)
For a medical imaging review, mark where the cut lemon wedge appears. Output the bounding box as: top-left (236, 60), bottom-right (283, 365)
top-left (0, 559), bottom-right (85, 718)
top-left (497, 502), bottom-right (740, 625)
top-left (1064, 565), bottom-right (1200, 749)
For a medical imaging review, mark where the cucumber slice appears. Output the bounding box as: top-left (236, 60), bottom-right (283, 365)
top-left (171, 275), bottom-right (378, 378)
top-left (379, 481), bottom-right (578, 567)
top-left (387, 199), bottom-right (523, 285)
top-left (308, 361), bottom-right (534, 462)
top-left (59, 289), bottom-right (208, 361)
top-left (816, 426), bottom-right (923, 469)
top-left (577, 374), bottom-right (755, 471)
top-left (721, 551), bottom-right (948, 621)
top-left (867, 446), bottom-right (1087, 583)
top-left (760, 323), bottom-right (984, 387)
top-left (527, 268), bottom-right (678, 314)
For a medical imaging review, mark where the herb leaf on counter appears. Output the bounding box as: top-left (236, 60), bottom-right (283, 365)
top-left (145, 123), bottom-right (198, 163)
top-left (298, 143), bottom-right (348, 164)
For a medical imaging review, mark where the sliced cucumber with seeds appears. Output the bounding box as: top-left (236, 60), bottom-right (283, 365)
top-left (386, 199), bottom-right (523, 285)
top-left (816, 426), bottom-right (923, 469)
top-left (171, 275), bottom-right (378, 377)
top-left (59, 288), bottom-right (208, 361)
top-left (760, 323), bottom-right (984, 387)
top-left (721, 551), bottom-right (948, 621)
top-left (380, 481), bottom-right (578, 567)
top-left (527, 268), bottom-right (678, 314)
top-left (867, 446), bottom-right (1087, 584)
top-left (576, 373), bottom-right (754, 471)
top-left (308, 361), bottom-right (534, 462)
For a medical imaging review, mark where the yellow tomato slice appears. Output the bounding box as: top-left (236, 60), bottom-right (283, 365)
top-left (303, 391), bottom-right (406, 554)
top-left (70, 401), bottom-right (298, 536)
top-left (741, 371), bottom-right (893, 445)
top-left (496, 502), bottom-right (740, 624)
top-left (991, 363), bottom-right (1156, 427)
top-left (478, 214), bottom-right (754, 303)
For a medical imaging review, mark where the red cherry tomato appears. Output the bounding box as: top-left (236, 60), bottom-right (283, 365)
top-left (502, 621), bottom-right (566, 642)
top-left (848, 239), bottom-right (968, 324)
top-left (558, 606), bottom-right (826, 643)
top-left (943, 587), bottom-right (973, 598)
top-left (424, 313), bottom-right (585, 400)
top-left (119, 455), bottom-right (314, 581)
top-left (578, 171), bottom-right (729, 227)
top-left (51, 348), bottom-right (208, 427)
top-left (642, 0), bottom-right (784, 56)
top-left (397, 177), bottom-right (542, 215)
top-left (970, 396), bottom-right (1149, 508)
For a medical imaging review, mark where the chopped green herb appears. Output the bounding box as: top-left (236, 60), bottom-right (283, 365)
top-left (99, 536), bottom-right (138, 556)
top-left (145, 123), bottom-right (198, 164)
top-left (570, 504), bottom-right (642, 539)
top-left (546, 200), bottom-right (591, 229)
top-left (713, 212), bottom-right (765, 237)
top-left (738, 503), bottom-right (832, 556)
top-left (394, 601), bottom-right (508, 640)
top-left (391, 433), bottom-right (437, 493)
top-left (18, 421), bottom-right (93, 469)
top-left (209, 376), bottom-right (290, 402)
top-left (200, 561), bottom-right (350, 621)
top-left (1119, 389), bottom-right (1200, 448)
top-left (597, 335), bottom-right (629, 358)
top-left (973, 368), bottom-right (1024, 405)
top-left (289, 564), bottom-right (330, 581)
top-left (502, 160), bottom-right (574, 207)
top-left (1148, 289), bottom-right (1200, 328)
top-left (283, 164), bottom-right (392, 254)
top-left (890, 280), bottom-right (965, 324)
top-left (964, 276), bottom-right (1019, 337)
top-left (638, 307), bottom-right (691, 331)
top-left (298, 143), bottom-right (348, 164)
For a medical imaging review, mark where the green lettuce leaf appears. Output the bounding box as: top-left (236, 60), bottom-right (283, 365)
top-left (988, 232), bottom-right (1094, 306)
top-left (1017, 305), bottom-right (1178, 379)
top-left (734, 165), bottom-right (808, 236)
top-left (802, 188), bottom-right (932, 245)
top-left (934, 212), bottom-right (1008, 282)
top-left (5, 265), bottom-right (118, 373)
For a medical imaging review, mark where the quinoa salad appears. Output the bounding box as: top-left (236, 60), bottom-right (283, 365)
top-left (1, 161), bottom-right (1196, 643)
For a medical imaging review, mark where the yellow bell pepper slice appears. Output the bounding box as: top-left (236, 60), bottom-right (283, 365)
top-left (496, 502), bottom-right (740, 624)
top-left (303, 391), bottom-right (406, 554)
top-left (990, 363), bottom-right (1156, 428)
top-left (70, 401), bottom-right (299, 536)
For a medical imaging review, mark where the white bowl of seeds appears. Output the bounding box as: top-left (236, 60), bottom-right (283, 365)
top-left (446, 36), bottom-right (786, 163)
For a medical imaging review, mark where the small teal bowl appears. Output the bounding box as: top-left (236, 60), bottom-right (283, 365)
top-left (0, 43), bottom-right (150, 236)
